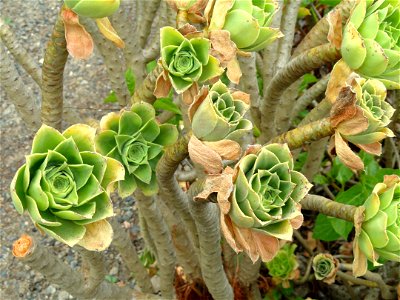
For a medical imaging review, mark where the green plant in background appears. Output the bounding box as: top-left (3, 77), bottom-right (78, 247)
top-left (10, 124), bottom-right (124, 248)
top-left (189, 80), bottom-right (253, 142)
top-left (312, 253), bottom-right (339, 284)
top-left (341, 0), bottom-right (400, 89)
top-left (353, 175), bottom-right (400, 276)
top-left (95, 103), bottom-right (178, 197)
top-left (160, 26), bottom-right (223, 93)
top-left (64, 0), bottom-right (121, 18)
top-left (266, 243), bottom-right (299, 288)
top-left (208, 0), bottom-right (282, 52)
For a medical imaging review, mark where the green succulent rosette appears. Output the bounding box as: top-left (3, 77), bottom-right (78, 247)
top-left (230, 144), bottom-right (311, 239)
top-left (312, 253), bottom-right (339, 284)
top-left (266, 244), bottom-right (298, 283)
top-left (207, 0), bottom-right (282, 52)
top-left (353, 175), bottom-right (400, 276)
top-left (95, 103), bottom-right (178, 197)
top-left (10, 124), bottom-right (124, 248)
top-left (160, 26), bottom-right (223, 93)
top-left (344, 78), bottom-right (395, 145)
top-left (189, 80), bottom-right (253, 142)
top-left (64, 0), bottom-right (120, 18)
top-left (341, 0), bottom-right (400, 89)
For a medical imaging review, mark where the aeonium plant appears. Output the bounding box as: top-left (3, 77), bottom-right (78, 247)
top-left (341, 0), bottom-right (400, 89)
top-left (156, 26), bottom-right (224, 95)
top-left (187, 81), bottom-right (253, 175)
top-left (312, 253), bottom-right (339, 284)
top-left (95, 102), bottom-right (178, 197)
top-left (329, 77), bottom-right (395, 171)
top-left (10, 124), bottom-right (124, 250)
top-left (353, 175), bottom-right (400, 277)
top-left (196, 143), bottom-right (312, 262)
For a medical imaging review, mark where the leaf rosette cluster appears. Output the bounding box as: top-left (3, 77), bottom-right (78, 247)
top-left (64, 0), bottom-right (120, 18)
top-left (266, 243), bottom-right (299, 287)
top-left (10, 124), bottom-right (124, 250)
top-left (206, 0), bottom-right (282, 52)
top-left (312, 253), bottom-right (339, 284)
top-left (341, 0), bottom-right (400, 89)
top-left (95, 103), bottom-right (178, 197)
top-left (353, 175), bottom-right (400, 277)
top-left (329, 79), bottom-right (394, 171)
top-left (216, 144), bottom-right (311, 262)
top-left (159, 26), bottom-right (223, 94)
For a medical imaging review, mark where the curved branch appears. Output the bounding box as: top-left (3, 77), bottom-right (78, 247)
top-left (187, 180), bottom-right (234, 300)
top-left (41, 10), bottom-right (69, 130)
top-left (0, 18), bottom-right (42, 87)
top-left (301, 137), bottom-right (329, 181)
top-left (131, 64), bottom-right (162, 104)
top-left (260, 44), bottom-right (340, 142)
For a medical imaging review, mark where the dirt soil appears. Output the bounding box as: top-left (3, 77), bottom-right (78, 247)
top-left (1, 1), bottom-right (141, 299)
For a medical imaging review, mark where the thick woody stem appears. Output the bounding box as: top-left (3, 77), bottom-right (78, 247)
top-left (290, 74), bottom-right (330, 124)
top-left (135, 191), bottom-right (176, 299)
top-left (0, 43), bottom-right (41, 130)
top-left (292, 0), bottom-right (354, 57)
top-left (260, 44), bottom-right (340, 142)
top-left (188, 180), bottom-right (234, 300)
top-left (301, 137), bottom-right (329, 181)
top-left (81, 18), bottom-right (130, 106)
top-left (41, 11), bottom-right (68, 130)
top-left (176, 10), bottom-right (189, 28)
top-left (131, 64), bottom-right (163, 104)
top-left (274, 0), bottom-right (302, 74)
top-left (110, 219), bottom-right (155, 293)
top-left (0, 18), bottom-right (42, 87)
top-left (237, 256), bottom-right (262, 300)
top-left (336, 271), bottom-right (379, 288)
top-left (269, 117), bottom-right (334, 150)
top-left (156, 133), bottom-right (200, 251)
top-left (138, 209), bottom-right (158, 258)
top-left (238, 53), bottom-right (261, 129)
top-left (301, 194), bottom-right (358, 222)
top-left (12, 235), bottom-right (133, 299)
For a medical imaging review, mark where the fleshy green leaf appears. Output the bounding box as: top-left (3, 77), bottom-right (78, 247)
top-left (63, 124), bottom-right (96, 152)
top-left (31, 125), bottom-right (65, 154)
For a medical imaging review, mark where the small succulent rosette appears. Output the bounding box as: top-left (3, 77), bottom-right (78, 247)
top-left (156, 26), bottom-right (223, 96)
top-left (196, 143), bottom-right (312, 262)
top-left (10, 124), bottom-right (124, 250)
top-left (266, 243), bottom-right (299, 288)
top-left (341, 0), bottom-right (400, 89)
top-left (62, 0), bottom-right (124, 59)
top-left (312, 253), bottom-right (339, 284)
top-left (353, 175), bottom-right (400, 277)
top-left (95, 103), bottom-right (178, 197)
top-left (205, 0), bottom-right (282, 52)
top-left (187, 81), bottom-right (253, 174)
top-left (329, 77), bottom-right (395, 171)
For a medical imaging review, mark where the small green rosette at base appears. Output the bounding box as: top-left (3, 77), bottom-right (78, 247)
top-left (10, 124), bottom-right (124, 250)
top-left (340, 0), bottom-right (400, 89)
top-left (266, 243), bottom-right (299, 287)
top-left (95, 102), bottom-right (178, 197)
top-left (64, 0), bottom-right (120, 18)
top-left (312, 253), bottom-right (339, 284)
top-left (353, 175), bottom-right (400, 277)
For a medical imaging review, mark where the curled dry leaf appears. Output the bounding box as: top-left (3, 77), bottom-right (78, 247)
top-left (325, 60), bottom-right (353, 104)
top-left (226, 57), bottom-right (242, 84)
top-left (178, 23), bottom-right (198, 36)
top-left (62, 8), bottom-right (94, 59)
top-left (203, 139), bottom-right (241, 161)
top-left (330, 86), bottom-right (358, 128)
top-left (78, 219), bottom-right (113, 251)
top-left (327, 9), bottom-right (342, 50)
top-left (188, 135), bottom-right (223, 174)
top-left (95, 17), bottom-right (125, 48)
top-left (154, 69), bottom-right (172, 98)
top-left (182, 82), bottom-right (199, 105)
top-left (231, 90), bottom-right (250, 105)
top-left (205, 0), bottom-right (234, 30)
top-left (330, 131), bottom-right (364, 171)
top-left (188, 85), bottom-right (209, 121)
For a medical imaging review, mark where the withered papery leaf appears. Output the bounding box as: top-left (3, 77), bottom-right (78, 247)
top-left (327, 9), bottom-right (342, 50)
top-left (357, 142), bottom-right (382, 156)
top-left (182, 82), bottom-right (200, 105)
top-left (154, 70), bottom-right (172, 98)
top-left (78, 219), bottom-right (113, 251)
top-left (231, 90), bottom-right (250, 105)
top-left (188, 85), bottom-right (209, 121)
top-left (62, 8), bottom-right (94, 59)
top-left (188, 135), bottom-right (223, 174)
top-left (330, 86), bottom-right (358, 128)
top-left (336, 107), bottom-right (369, 136)
top-left (333, 131), bottom-right (364, 171)
top-left (226, 57), bottom-right (242, 84)
top-left (95, 17), bottom-right (125, 48)
top-left (325, 60), bottom-right (353, 104)
top-left (203, 139), bottom-right (241, 161)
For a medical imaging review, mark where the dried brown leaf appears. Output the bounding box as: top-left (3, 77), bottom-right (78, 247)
top-left (334, 131), bottom-right (364, 171)
top-left (188, 85), bottom-right (209, 121)
top-left (188, 135), bottom-right (223, 174)
top-left (78, 219), bottom-right (113, 251)
top-left (325, 60), bottom-right (353, 104)
top-left (226, 57), bottom-right (242, 84)
top-left (62, 9), bottom-right (94, 59)
top-left (95, 17), bottom-right (125, 48)
top-left (231, 90), bottom-right (250, 105)
top-left (203, 139), bottom-right (241, 161)
top-left (330, 86), bottom-right (358, 128)
top-left (154, 71), bottom-right (172, 98)
top-left (357, 142), bottom-right (382, 156)
top-left (182, 82), bottom-right (199, 105)
top-left (210, 30), bottom-right (237, 64)
top-left (327, 9), bottom-right (342, 50)
top-left (336, 106), bottom-right (369, 135)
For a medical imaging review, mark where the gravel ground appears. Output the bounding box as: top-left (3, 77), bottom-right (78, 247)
top-left (0, 1), bottom-right (142, 299)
